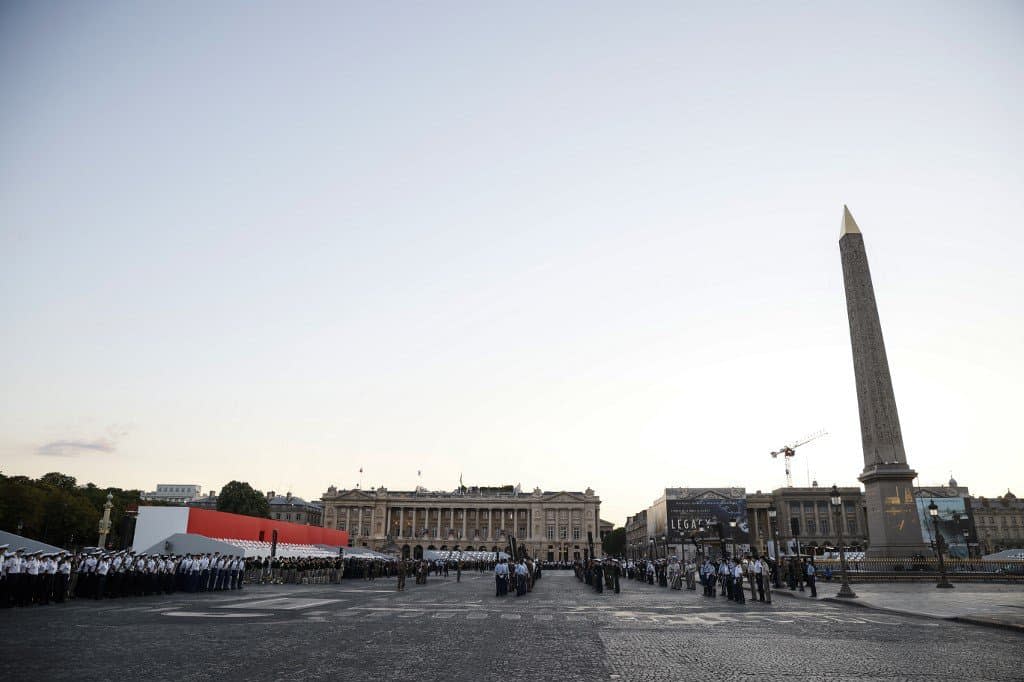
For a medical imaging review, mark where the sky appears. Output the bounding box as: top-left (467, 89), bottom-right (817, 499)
top-left (1, 1), bottom-right (1022, 526)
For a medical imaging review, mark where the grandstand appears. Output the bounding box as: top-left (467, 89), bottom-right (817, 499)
top-left (133, 505), bottom-right (349, 557)
top-left (425, 550), bottom-right (509, 562)
top-left (210, 538), bottom-right (338, 558)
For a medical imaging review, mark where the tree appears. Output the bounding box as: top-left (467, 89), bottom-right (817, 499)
top-left (216, 481), bottom-right (270, 518)
top-left (602, 527), bottom-right (626, 557)
top-left (40, 472), bottom-right (77, 490)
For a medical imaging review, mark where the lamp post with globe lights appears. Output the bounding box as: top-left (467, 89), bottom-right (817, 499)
top-left (829, 485), bottom-right (857, 599)
top-left (929, 500), bottom-right (955, 589)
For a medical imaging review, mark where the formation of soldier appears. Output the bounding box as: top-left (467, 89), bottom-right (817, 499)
top-left (620, 553), bottom-right (777, 604)
top-left (0, 544), bottom-right (246, 607)
top-left (573, 551), bottom-right (787, 607)
top-left (574, 557), bottom-right (621, 594)
top-left (493, 556), bottom-right (540, 596)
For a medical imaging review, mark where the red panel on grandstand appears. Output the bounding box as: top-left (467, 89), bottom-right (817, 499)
top-left (185, 507), bottom-right (348, 546)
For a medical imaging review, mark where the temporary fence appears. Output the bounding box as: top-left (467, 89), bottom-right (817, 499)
top-left (809, 557), bottom-right (1024, 583)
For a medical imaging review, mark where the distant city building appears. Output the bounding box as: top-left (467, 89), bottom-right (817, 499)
top-left (624, 509), bottom-right (648, 560)
top-left (321, 483), bottom-right (602, 562)
top-left (266, 491), bottom-right (323, 526)
top-left (624, 484), bottom-right (866, 561)
top-left (598, 519), bottom-right (614, 541)
top-left (767, 485), bottom-right (867, 556)
top-left (187, 491), bottom-right (218, 510)
top-left (141, 484), bottom-right (202, 504)
top-left (968, 490), bottom-right (1023, 555)
top-left (626, 488), bottom-right (748, 560)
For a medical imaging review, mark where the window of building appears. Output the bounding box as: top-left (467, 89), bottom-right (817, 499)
top-left (819, 520), bottom-right (829, 535)
top-left (803, 502), bottom-right (815, 513)
top-left (559, 527), bottom-right (567, 539)
top-left (546, 526), bottom-right (554, 540)
top-left (806, 519), bottom-right (817, 534)
top-left (847, 520), bottom-right (857, 535)
top-left (572, 528), bottom-right (581, 540)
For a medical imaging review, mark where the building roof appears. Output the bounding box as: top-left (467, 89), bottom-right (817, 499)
top-left (322, 485), bottom-right (597, 502)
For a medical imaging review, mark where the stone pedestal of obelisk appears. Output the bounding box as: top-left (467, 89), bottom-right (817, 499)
top-left (839, 206), bottom-right (928, 558)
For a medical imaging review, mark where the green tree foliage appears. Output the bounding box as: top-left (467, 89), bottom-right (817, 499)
top-left (602, 527), bottom-right (626, 557)
top-left (216, 480), bottom-right (270, 518)
top-left (0, 472), bottom-right (148, 551)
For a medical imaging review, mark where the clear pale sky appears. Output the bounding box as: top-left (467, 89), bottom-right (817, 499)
top-left (1, 2), bottom-right (1021, 525)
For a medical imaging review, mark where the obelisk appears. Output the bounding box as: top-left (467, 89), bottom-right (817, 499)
top-left (839, 206), bottom-right (927, 557)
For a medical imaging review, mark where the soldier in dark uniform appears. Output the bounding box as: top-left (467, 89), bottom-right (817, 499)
top-left (396, 560), bottom-right (406, 591)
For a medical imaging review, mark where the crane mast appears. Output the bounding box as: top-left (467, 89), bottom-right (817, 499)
top-left (770, 430), bottom-right (827, 487)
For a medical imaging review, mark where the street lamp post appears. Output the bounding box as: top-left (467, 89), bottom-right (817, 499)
top-left (928, 500), bottom-right (954, 589)
top-left (829, 485), bottom-right (857, 599)
top-left (768, 505), bottom-right (781, 588)
top-left (951, 511), bottom-right (964, 562)
top-left (728, 517), bottom-right (737, 559)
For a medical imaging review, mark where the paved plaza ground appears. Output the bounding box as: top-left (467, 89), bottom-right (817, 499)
top-left (2, 570), bottom-right (1022, 681)
top-left (774, 580), bottom-right (1024, 630)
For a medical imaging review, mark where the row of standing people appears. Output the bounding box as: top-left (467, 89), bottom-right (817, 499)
top-left (574, 557), bottom-right (621, 594)
top-left (0, 545), bottom-right (246, 607)
top-left (494, 557), bottom-right (540, 597)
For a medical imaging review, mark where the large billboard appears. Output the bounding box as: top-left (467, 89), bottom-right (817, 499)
top-left (914, 497), bottom-right (969, 558)
top-left (666, 491), bottom-right (749, 546)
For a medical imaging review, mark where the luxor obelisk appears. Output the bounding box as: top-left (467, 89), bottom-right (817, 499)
top-left (839, 206), bottom-right (928, 557)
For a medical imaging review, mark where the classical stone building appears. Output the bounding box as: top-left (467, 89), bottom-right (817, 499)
top-left (266, 491), bottom-right (323, 526)
top-left (141, 484), bottom-right (202, 504)
top-left (968, 491), bottom-right (1024, 555)
top-left (321, 484), bottom-right (602, 561)
top-left (769, 485), bottom-right (867, 555)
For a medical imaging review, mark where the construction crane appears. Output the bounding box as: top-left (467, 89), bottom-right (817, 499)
top-left (771, 430), bottom-right (828, 487)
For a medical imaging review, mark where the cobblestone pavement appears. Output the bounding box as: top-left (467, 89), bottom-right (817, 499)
top-left (1, 571), bottom-right (1021, 681)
